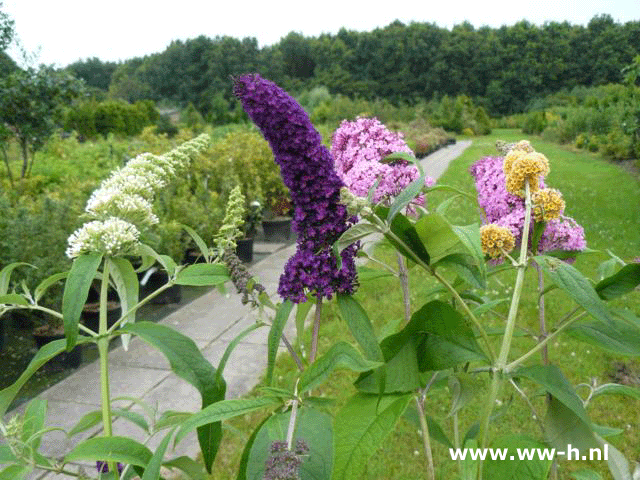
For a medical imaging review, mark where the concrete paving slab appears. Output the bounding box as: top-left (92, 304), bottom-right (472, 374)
top-left (107, 337), bottom-right (208, 370)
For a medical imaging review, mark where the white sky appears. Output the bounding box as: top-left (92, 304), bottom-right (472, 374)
top-left (3, 0), bottom-right (639, 68)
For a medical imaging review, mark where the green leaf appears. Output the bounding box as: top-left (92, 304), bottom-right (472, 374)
top-left (0, 336), bottom-right (93, 416)
top-left (182, 224), bottom-right (211, 262)
top-left (267, 301), bottom-right (293, 386)
top-left (591, 383), bottom-right (640, 401)
top-left (299, 342), bottom-right (383, 394)
top-left (0, 445), bottom-right (17, 464)
top-left (415, 214), bottom-right (464, 264)
top-left (511, 365), bottom-right (590, 425)
top-left (595, 435), bottom-right (633, 480)
top-left (33, 272), bottom-right (68, 303)
top-left (544, 396), bottom-right (599, 452)
top-left (137, 243), bottom-right (177, 276)
top-left (163, 456), bottom-right (208, 480)
top-left (595, 264), bottom-right (640, 300)
top-left (119, 321), bottom-right (225, 473)
top-left (295, 298), bottom-right (314, 350)
top-left (571, 470), bottom-right (604, 480)
top-left (335, 223), bottom-right (379, 254)
top-left (451, 224), bottom-right (487, 280)
top-left (65, 436), bottom-right (152, 466)
top-left (174, 263), bottom-right (229, 286)
top-left (381, 151), bottom-right (421, 169)
top-left (377, 207), bottom-right (430, 266)
top-left (565, 316), bottom-right (640, 356)
top-left (175, 397), bottom-right (281, 446)
top-left (108, 257), bottom-right (138, 327)
top-left (21, 398), bottom-right (47, 450)
top-left (533, 255), bottom-right (614, 325)
top-left (217, 322), bottom-right (266, 380)
top-left (592, 424), bottom-right (624, 438)
top-left (355, 266), bottom-right (394, 282)
top-left (433, 253), bottom-right (486, 290)
top-left (246, 407), bottom-right (333, 480)
top-left (332, 393), bottom-right (411, 480)
top-left (141, 428), bottom-right (174, 480)
top-left (0, 464), bottom-right (31, 480)
top-left (403, 406), bottom-right (453, 448)
top-left (337, 294), bottom-right (384, 362)
top-left (62, 253), bottom-right (103, 350)
top-left (67, 410), bottom-right (102, 437)
top-left (0, 294), bottom-right (28, 306)
top-left (235, 415), bottom-right (270, 480)
top-left (448, 373), bottom-right (480, 417)
top-left (387, 171), bottom-right (426, 221)
top-left (531, 220), bottom-right (547, 253)
top-left (482, 435), bottom-right (553, 480)
top-left (0, 262), bottom-right (32, 296)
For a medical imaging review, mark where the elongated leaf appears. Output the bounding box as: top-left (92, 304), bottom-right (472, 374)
top-left (141, 428), bottom-right (175, 480)
top-left (448, 373), bottom-right (480, 417)
top-left (595, 435), bottom-right (632, 480)
top-left (175, 397), bottom-right (281, 445)
top-left (534, 255), bottom-right (614, 325)
top-left (0, 336), bottom-right (93, 416)
top-left (267, 301), bottom-right (293, 386)
top-left (596, 264), bottom-right (640, 300)
top-left (33, 272), bottom-right (68, 303)
top-left (337, 294), bottom-right (384, 362)
top-left (108, 257), bottom-right (139, 350)
top-left (591, 383), bottom-right (640, 401)
top-left (0, 445), bottom-right (17, 464)
top-left (511, 365), bottom-right (590, 425)
top-left (236, 415), bottom-right (271, 480)
top-left (0, 464), bottom-right (31, 480)
top-left (299, 342), bottom-right (383, 393)
top-left (0, 263), bottom-right (32, 295)
top-left (544, 396), bottom-right (599, 452)
top-left (119, 322), bottom-right (225, 473)
top-left (403, 406), bottom-right (453, 448)
top-left (482, 435), bottom-right (553, 480)
top-left (335, 223), bottom-right (379, 254)
top-left (174, 263), bottom-right (229, 286)
top-left (415, 214), bottom-right (464, 264)
top-left (387, 171), bottom-right (426, 221)
top-left (62, 253), bottom-right (103, 350)
top-left (67, 410), bottom-right (102, 437)
top-left (182, 224), bottom-right (211, 262)
top-left (295, 298), bottom-right (313, 350)
top-left (565, 317), bottom-right (640, 356)
top-left (355, 266), bottom-right (393, 282)
top-left (137, 244), bottom-right (177, 276)
top-left (0, 294), bottom-right (28, 306)
top-left (163, 456), bottom-right (208, 480)
top-left (218, 322), bottom-right (266, 380)
top-left (332, 393), bottom-right (411, 480)
top-left (21, 398), bottom-right (47, 451)
top-left (377, 206), bottom-right (430, 266)
top-left (452, 224), bottom-right (487, 276)
top-left (65, 436), bottom-right (152, 466)
top-left (433, 253), bottom-right (486, 290)
top-left (571, 470), bottom-right (604, 480)
top-left (246, 407), bottom-right (333, 480)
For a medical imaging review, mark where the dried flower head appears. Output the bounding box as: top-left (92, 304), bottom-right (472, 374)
top-left (532, 188), bottom-right (565, 222)
top-left (504, 151), bottom-right (550, 196)
top-left (480, 224), bottom-right (516, 259)
top-left (66, 218), bottom-right (140, 258)
top-left (264, 440), bottom-right (309, 480)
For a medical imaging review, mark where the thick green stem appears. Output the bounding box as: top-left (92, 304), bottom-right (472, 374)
top-left (478, 181), bottom-right (533, 477)
top-left (98, 260), bottom-right (117, 476)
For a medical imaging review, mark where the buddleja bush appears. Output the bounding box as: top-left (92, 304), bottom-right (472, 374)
top-left (1, 75), bottom-right (639, 480)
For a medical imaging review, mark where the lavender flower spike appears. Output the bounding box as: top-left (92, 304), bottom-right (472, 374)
top-left (234, 74), bottom-right (358, 302)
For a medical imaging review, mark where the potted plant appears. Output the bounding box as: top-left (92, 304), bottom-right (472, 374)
top-left (236, 200), bottom-right (263, 263)
top-left (262, 193), bottom-right (293, 242)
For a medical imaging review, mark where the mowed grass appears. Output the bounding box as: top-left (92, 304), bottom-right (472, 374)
top-left (209, 129), bottom-right (640, 479)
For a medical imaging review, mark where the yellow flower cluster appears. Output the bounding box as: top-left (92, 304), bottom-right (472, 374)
top-left (504, 151), bottom-right (550, 197)
top-left (480, 224), bottom-right (516, 259)
top-left (532, 188), bottom-right (565, 222)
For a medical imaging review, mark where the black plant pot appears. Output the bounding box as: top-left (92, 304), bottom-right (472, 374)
top-left (183, 248), bottom-right (207, 265)
top-left (81, 301), bottom-right (122, 333)
top-left (262, 217), bottom-right (293, 242)
top-left (139, 268), bottom-right (182, 304)
top-left (236, 237), bottom-right (254, 263)
top-left (9, 309), bottom-right (43, 330)
top-left (33, 327), bottom-right (82, 369)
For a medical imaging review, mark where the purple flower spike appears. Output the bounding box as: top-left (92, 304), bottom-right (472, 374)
top-left (234, 74), bottom-right (358, 302)
top-left (96, 461), bottom-right (124, 474)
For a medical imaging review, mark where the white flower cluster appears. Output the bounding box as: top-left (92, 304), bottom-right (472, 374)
top-left (65, 218), bottom-right (140, 258)
top-left (66, 134), bottom-right (210, 258)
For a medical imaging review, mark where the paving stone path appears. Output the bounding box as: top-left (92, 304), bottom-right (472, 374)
top-left (7, 139), bottom-right (471, 479)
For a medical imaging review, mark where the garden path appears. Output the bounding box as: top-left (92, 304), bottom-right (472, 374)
top-left (12, 139), bottom-right (471, 480)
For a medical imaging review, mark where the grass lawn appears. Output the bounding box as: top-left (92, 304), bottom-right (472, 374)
top-left (209, 129), bottom-right (640, 479)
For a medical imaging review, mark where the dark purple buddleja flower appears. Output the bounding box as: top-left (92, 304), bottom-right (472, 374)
top-left (234, 74), bottom-right (358, 302)
top-left (96, 461), bottom-right (124, 474)
top-left (264, 440), bottom-right (309, 480)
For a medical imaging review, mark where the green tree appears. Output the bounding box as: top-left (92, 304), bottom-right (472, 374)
top-left (0, 65), bottom-right (82, 178)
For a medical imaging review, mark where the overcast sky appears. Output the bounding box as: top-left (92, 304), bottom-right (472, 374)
top-left (3, 0), bottom-right (639, 68)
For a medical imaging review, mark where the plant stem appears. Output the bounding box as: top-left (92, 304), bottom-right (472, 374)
top-left (506, 311), bottom-right (587, 371)
top-left (535, 262), bottom-right (549, 365)
top-left (282, 334), bottom-right (304, 371)
top-left (415, 395), bottom-right (436, 480)
top-left (478, 181), bottom-right (533, 477)
top-left (397, 253), bottom-right (411, 324)
top-left (286, 398), bottom-right (299, 450)
top-left (97, 260), bottom-right (117, 476)
top-left (106, 281), bottom-right (174, 335)
top-left (310, 297), bottom-right (323, 363)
